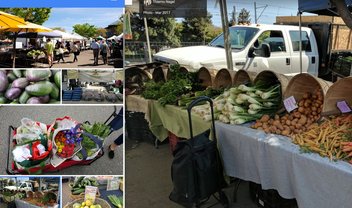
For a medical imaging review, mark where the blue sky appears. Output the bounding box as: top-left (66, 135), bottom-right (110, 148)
top-left (43, 8), bottom-right (124, 33)
top-left (208, 0), bottom-right (299, 26)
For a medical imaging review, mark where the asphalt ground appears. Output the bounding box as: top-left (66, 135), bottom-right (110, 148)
top-left (125, 139), bottom-right (258, 208)
top-left (0, 106), bottom-right (123, 175)
top-left (51, 50), bottom-right (115, 69)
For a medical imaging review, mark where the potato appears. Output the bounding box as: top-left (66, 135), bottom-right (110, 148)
top-left (303, 92), bottom-right (310, 99)
top-left (285, 120), bottom-right (291, 126)
top-left (260, 114), bottom-right (270, 122)
top-left (298, 100), bottom-right (305, 107)
top-left (298, 107), bottom-right (305, 113)
top-left (275, 114), bottom-right (280, 120)
top-left (294, 112), bottom-right (301, 118)
top-left (298, 115), bottom-right (307, 125)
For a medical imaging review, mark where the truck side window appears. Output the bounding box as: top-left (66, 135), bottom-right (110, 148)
top-left (289, 31), bottom-right (312, 52)
top-left (256, 30), bottom-right (286, 52)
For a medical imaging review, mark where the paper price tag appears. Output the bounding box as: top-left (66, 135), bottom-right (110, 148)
top-left (284, 96), bottom-right (298, 113)
top-left (337, 101), bottom-right (352, 113)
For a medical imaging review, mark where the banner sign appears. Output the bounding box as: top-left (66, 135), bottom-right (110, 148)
top-left (0, 0), bottom-right (125, 8)
top-left (140, 0), bottom-right (207, 18)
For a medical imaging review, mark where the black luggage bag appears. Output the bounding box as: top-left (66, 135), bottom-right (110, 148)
top-left (169, 96), bottom-right (229, 208)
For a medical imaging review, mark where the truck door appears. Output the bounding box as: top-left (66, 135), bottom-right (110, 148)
top-left (247, 30), bottom-right (291, 74)
top-left (288, 30), bottom-right (319, 76)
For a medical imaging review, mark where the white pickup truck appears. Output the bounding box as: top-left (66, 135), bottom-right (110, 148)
top-left (4, 182), bottom-right (33, 192)
top-left (154, 24), bottom-right (321, 76)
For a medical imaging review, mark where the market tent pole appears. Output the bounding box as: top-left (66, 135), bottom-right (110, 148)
top-left (144, 17), bottom-right (152, 63)
top-left (219, 0), bottom-right (233, 70)
top-left (298, 11), bottom-right (302, 74)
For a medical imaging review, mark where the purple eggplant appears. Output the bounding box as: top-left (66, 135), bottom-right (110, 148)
top-left (38, 95), bottom-right (50, 103)
top-left (0, 71), bottom-right (9, 92)
top-left (12, 78), bottom-right (29, 89)
top-left (5, 87), bottom-right (22, 100)
top-left (26, 97), bottom-right (43, 104)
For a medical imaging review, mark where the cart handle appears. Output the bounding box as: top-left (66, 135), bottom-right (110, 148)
top-left (6, 126), bottom-right (16, 175)
top-left (186, 96), bottom-right (216, 141)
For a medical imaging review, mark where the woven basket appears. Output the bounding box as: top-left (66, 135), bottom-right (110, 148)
top-left (233, 70), bottom-right (253, 86)
top-left (151, 66), bottom-right (165, 82)
top-left (64, 198), bottom-right (111, 208)
top-left (254, 70), bottom-right (291, 96)
top-left (70, 189), bottom-right (100, 200)
top-left (213, 68), bottom-right (235, 89)
top-left (178, 67), bottom-right (189, 74)
top-left (322, 77), bottom-right (352, 116)
top-left (196, 67), bottom-right (216, 87)
top-left (283, 73), bottom-right (332, 101)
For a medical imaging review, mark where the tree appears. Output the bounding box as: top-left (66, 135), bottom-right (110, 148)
top-left (116, 21), bottom-right (123, 35)
top-left (51, 27), bottom-right (65, 32)
top-left (96, 28), bottom-right (107, 37)
top-left (238, 8), bottom-right (251, 24)
top-left (181, 13), bottom-right (215, 44)
top-left (73, 23), bottom-right (98, 38)
top-left (0, 8), bottom-right (51, 25)
top-left (130, 13), bottom-right (180, 46)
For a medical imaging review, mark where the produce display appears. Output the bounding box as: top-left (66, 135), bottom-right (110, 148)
top-left (0, 69), bottom-right (61, 104)
top-left (70, 177), bottom-right (99, 196)
top-left (177, 88), bottom-right (223, 107)
top-left (251, 90), bottom-right (323, 136)
top-left (141, 66), bottom-right (204, 106)
top-left (108, 195), bottom-right (123, 208)
top-left (72, 200), bottom-right (102, 208)
top-left (23, 192), bottom-right (57, 207)
top-left (292, 114), bottom-right (352, 162)
top-left (193, 82), bottom-right (282, 124)
top-left (27, 50), bottom-right (45, 58)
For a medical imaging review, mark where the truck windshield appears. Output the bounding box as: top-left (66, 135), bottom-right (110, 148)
top-left (209, 27), bottom-right (259, 50)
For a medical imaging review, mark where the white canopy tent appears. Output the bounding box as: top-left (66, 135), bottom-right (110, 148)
top-left (67, 69), bottom-right (124, 82)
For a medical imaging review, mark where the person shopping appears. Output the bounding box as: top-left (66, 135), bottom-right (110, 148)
top-left (91, 39), bottom-right (100, 65)
top-left (108, 134), bottom-right (123, 159)
top-left (100, 40), bottom-right (109, 64)
top-left (57, 46), bottom-right (65, 63)
top-left (72, 42), bottom-right (80, 62)
top-left (45, 38), bottom-right (54, 67)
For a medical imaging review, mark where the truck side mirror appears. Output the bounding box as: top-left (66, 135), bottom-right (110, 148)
top-left (248, 43), bottom-right (271, 58)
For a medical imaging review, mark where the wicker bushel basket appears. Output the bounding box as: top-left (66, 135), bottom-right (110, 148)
top-left (64, 198), bottom-right (111, 208)
top-left (283, 73), bottom-right (332, 101)
top-left (254, 70), bottom-right (291, 96)
top-left (151, 66), bottom-right (166, 82)
top-left (196, 67), bottom-right (217, 87)
top-left (178, 66), bottom-right (189, 74)
top-left (232, 70), bottom-right (253, 86)
top-left (322, 77), bottom-right (352, 116)
top-left (213, 68), bottom-right (235, 89)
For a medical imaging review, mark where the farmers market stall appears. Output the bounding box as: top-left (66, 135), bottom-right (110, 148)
top-left (126, 63), bottom-right (352, 207)
top-left (63, 70), bottom-right (123, 103)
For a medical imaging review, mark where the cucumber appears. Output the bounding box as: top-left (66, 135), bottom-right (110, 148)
top-left (25, 81), bottom-right (53, 96)
top-left (19, 91), bottom-right (31, 104)
top-left (26, 69), bottom-right (51, 82)
top-left (7, 72), bottom-right (17, 82)
top-left (71, 188), bottom-right (85, 195)
top-left (0, 96), bottom-right (7, 104)
top-left (49, 99), bottom-right (60, 104)
top-left (12, 78), bottom-right (29, 89)
top-left (10, 100), bottom-right (19, 104)
top-left (13, 70), bottom-right (23, 78)
top-left (54, 71), bottom-right (61, 88)
top-left (50, 84), bottom-right (59, 100)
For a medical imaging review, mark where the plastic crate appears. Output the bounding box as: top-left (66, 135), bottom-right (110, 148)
top-left (126, 111), bottom-right (156, 144)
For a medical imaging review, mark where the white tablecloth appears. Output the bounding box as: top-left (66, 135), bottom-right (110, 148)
top-left (216, 122), bottom-right (352, 208)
